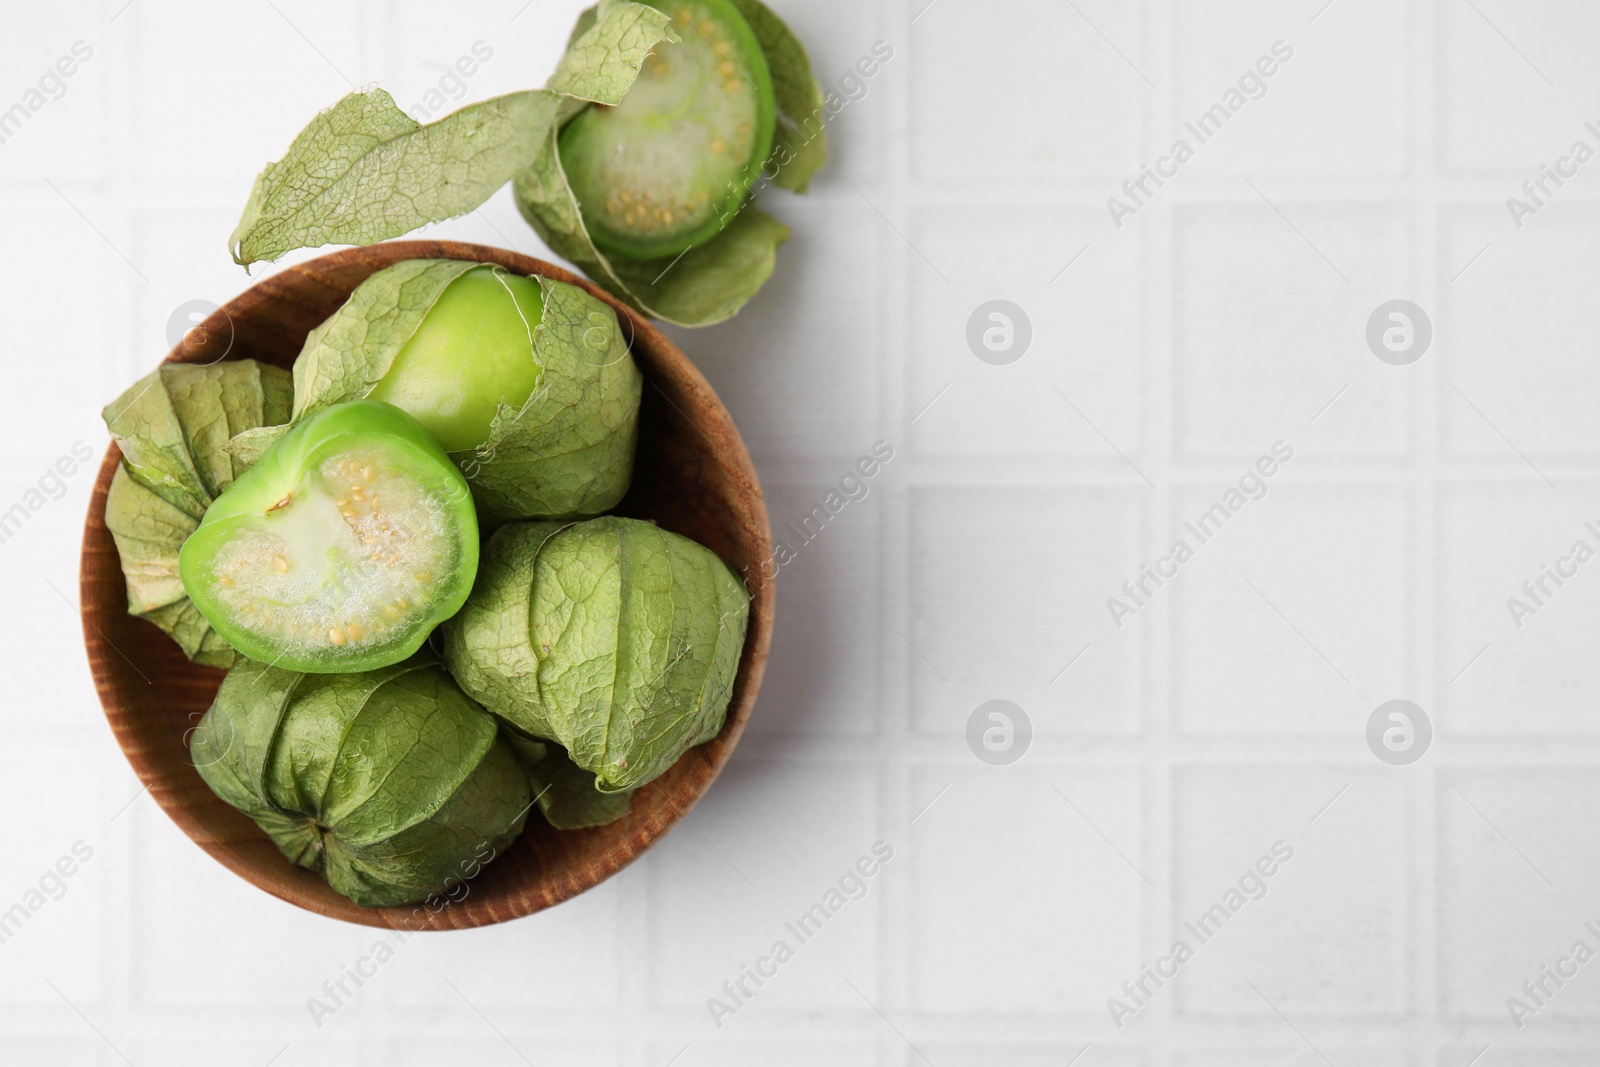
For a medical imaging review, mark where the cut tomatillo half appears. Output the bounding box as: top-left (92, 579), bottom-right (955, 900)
top-left (558, 0), bottom-right (777, 260)
top-left (179, 400), bottom-right (479, 673)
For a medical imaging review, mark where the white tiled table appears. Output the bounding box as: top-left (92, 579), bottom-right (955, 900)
top-left (4, 1), bottom-right (1600, 1063)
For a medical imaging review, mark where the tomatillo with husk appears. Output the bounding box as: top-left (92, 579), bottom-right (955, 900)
top-left (190, 655), bottom-right (531, 908)
top-left (365, 267), bottom-right (545, 453)
top-left (557, 0), bottom-right (778, 260)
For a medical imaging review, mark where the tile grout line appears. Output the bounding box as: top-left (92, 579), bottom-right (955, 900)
top-left (1416, 0), bottom-right (1442, 1047)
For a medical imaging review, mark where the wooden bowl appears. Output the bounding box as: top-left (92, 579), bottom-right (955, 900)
top-left (79, 240), bottom-right (773, 929)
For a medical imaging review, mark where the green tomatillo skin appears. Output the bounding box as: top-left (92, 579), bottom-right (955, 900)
top-left (558, 0), bottom-right (777, 260)
top-left (180, 399), bottom-right (479, 674)
top-left (366, 267), bottom-right (545, 453)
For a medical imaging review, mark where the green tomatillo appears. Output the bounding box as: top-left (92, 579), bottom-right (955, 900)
top-left (190, 655), bottom-right (531, 908)
top-left (228, 0), bottom-right (827, 326)
top-left (442, 516), bottom-right (750, 793)
top-left (365, 267), bottom-right (544, 453)
top-left (557, 0), bottom-right (777, 260)
top-left (180, 399), bottom-right (479, 674)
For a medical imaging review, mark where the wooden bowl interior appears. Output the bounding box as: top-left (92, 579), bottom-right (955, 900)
top-left (80, 241), bottom-right (772, 929)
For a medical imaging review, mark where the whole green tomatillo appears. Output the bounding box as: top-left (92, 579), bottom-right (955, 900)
top-left (190, 655), bottom-right (531, 908)
top-left (365, 267), bottom-right (544, 453)
top-left (442, 516), bottom-right (750, 793)
top-left (180, 399), bottom-right (479, 674)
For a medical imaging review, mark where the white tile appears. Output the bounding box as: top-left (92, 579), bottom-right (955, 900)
top-left (909, 0), bottom-right (1145, 181)
top-left (1435, 481), bottom-right (1600, 734)
top-left (925, 1044), bottom-right (1140, 1067)
top-left (1176, 1051), bottom-right (1408, 1067)
top-left (662, 1040), bottom-right (880, 1067)
top-left (662, 199), bottom-right (883, 467)
top-left (1436, 1050), bottom-right (1588, 1067)
top-left (906, 206), bottom-right (1143, 461)
top-left (1437, 768), bottom-right (1600, 1021)
top-left (1435, 0), bottom-right (1600, 175)
top-left (746, 478), bottom-right (883, 739)
top-left (1169, 482), bottom-right (1409, 735)
top-left (384, 1035), bottom-right (614, 1067)
top-left (388, 873), bottom-right (624, 1011)
top-left (908, 486), bottom-right (1143, 738)
top-left (1170, 0), bottom-right (1408, 176)
top-left (649, 757), bottom-right (881, 1013)
top-left (1170, 766), bottom-right (1407, 1018)
top-left (907, 764), bottom-right (1143, 1013)
top-left (0, 451), bottom-right (114, 737)
top-left (1171, 202), bottom-right (1412, 458)
top-left (0, 203), bottom-right (117, 432)
top-left (130, 0), bottom-right (369, 184)
top-left (0, 1038), bottom-right (105, 1067)
top-left (0, 10), bottom-right (107, 184)
top-left (125, 205), bottom-right (275, 381)
top-left (1440, 203), bottom-right (1600, 459)
top-left (0, 750), bottom-right (106, 1007)
top-left (135, 1038), bottom-right (363, 1067)
top-left (130, 802), bottom-right (398, 1009)
top-left (17, 0), bottom-right (1600, 1049)
top-left (385, 1), bottom-right (567, 120)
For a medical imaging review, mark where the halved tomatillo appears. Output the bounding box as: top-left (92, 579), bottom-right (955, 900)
top-left (558, 0), bottom-right (777, 260)
top-left (179, 399), bottom-right (479, 673)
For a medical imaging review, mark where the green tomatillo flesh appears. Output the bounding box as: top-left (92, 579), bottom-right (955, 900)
top-left (179, 400), bottom-right (479, 673)
top-left (558, 0), bottom-right (777, 261)
top-left (365, 267), bottom-right (545, 453)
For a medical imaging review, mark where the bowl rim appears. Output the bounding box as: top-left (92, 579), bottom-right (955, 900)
top-left (80, 239), bottom-right (773, 929)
